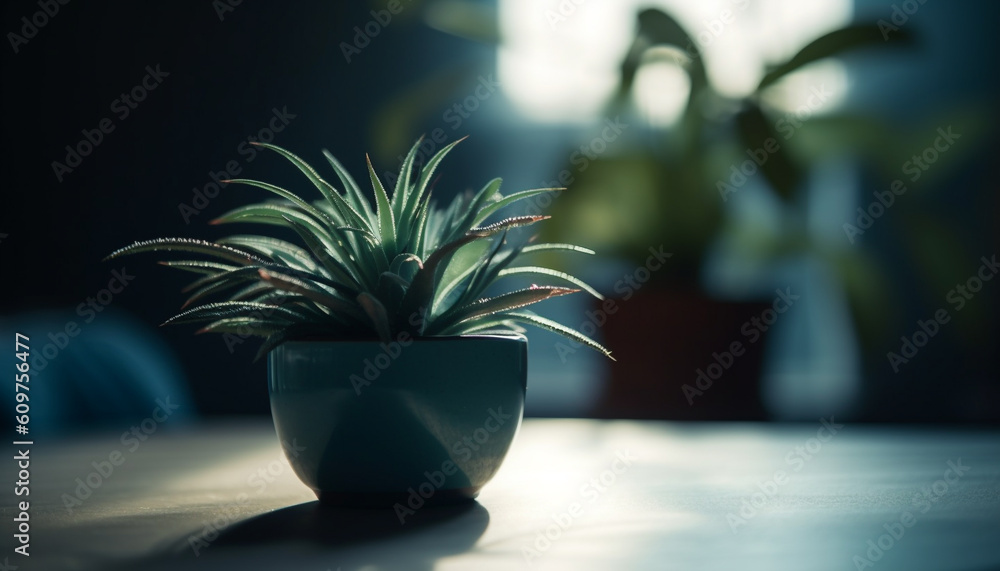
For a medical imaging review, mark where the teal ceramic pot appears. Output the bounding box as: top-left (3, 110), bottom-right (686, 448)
top-left (268, 334), bottom-right (527, 507)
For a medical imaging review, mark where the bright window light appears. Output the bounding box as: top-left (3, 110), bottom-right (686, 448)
top-left (499, 0), bottom-right (853, 124)
top-left (631, 50), bottom-right (691, 128)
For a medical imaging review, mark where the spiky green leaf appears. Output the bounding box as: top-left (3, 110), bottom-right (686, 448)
top-left (158, 260), bottom-right (239, 275)
top-left (356, 292), bottom-right (393, 343)
top-left (471, 215), bottom-right (550, 235)
top-left (105, 238), bottom-right (267, 266)
top-left (504, 310), bottom-right (614, 360)
top-left (472, 187), bottom-right (562, 227)
top-left (162, 301), bottom-right (312, 327)
top-left (433, 286), bottom-right (579, 332)
top-left (499, 266), bottom-right (604, 299)
top-left (257, 269), bottom-right (364, 321)
top-left (520, 243), bottom-right (596, 256)
top-left (409, 137), bottom-right (466, 232)
top-left (366, 154), bottom-right (397, 256)
top-left (322, 149), bottom-right (377, 229)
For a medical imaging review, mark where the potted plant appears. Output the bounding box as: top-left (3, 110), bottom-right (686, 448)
top-left (106, 138), bottom-right (611, 508)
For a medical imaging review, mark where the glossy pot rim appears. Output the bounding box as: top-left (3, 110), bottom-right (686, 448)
top-left (275, 332), bottom-right (528, 346)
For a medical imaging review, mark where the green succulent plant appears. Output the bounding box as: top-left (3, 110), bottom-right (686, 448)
top-left (106, 138), bottom-right (613, 361)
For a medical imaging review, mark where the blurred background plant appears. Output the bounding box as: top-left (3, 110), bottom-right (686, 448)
top-left (367, 0), bottom-right (996, 420)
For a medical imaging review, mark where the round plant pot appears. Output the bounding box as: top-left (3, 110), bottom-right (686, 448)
top-left (268, 334), bottom-right (527, 507)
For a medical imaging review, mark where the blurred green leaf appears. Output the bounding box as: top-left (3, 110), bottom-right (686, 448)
top-left (896, 209), bottom-right (988, 342)
top-left (369, 63), bottom-right (478, 161)
top-left (868, 108), bottom-right (994, 193)
top-left (757, 23), bottom-right (914, 91)
top-left (619, 9), bottom-right (707, 99)
top-left (734, 103), bottom-right (804, 202)
top-left (781, 114), bottom-right (901, 165)
top-left (424, 0), bottom-right (500, 43)
top-left (819, 247), bottom-right (894, 350)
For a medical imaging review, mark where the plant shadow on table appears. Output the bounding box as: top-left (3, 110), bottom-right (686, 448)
top-left (115, 500), bottom-right (490, 570)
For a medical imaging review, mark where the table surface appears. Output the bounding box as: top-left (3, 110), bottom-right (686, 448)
top-left (5, 418), bottom-right (1000, 571)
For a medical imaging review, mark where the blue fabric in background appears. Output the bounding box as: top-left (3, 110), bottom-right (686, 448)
top-left (1, 309), bottom-right (194, 436)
